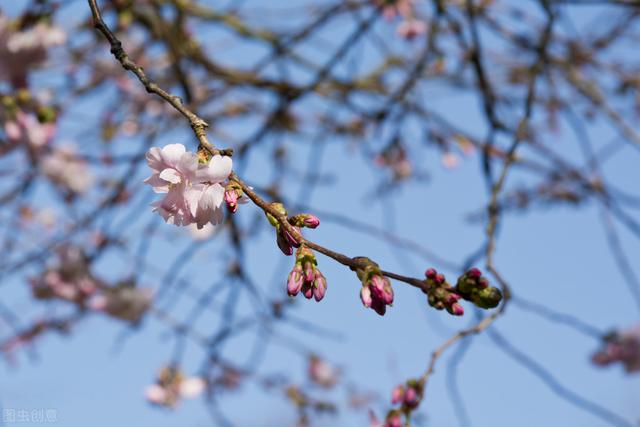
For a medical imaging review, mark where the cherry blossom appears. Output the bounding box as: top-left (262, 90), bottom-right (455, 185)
top-left (90, 285), bottom-right (154, 324)
top-left (0, 15), bottom-right (66, 87)
top-left (145, 144), bottom-right (232, 228)
top-left (145, 366), bottom-right (206, 408)
top-left (4, 110), bottom-right (56, 148)
top-left (592, 326), bottom-right (640, 373)
top-left (41, 145), bottom-right (94, 194)
top-left (308, 355), bottom-right (339, 388)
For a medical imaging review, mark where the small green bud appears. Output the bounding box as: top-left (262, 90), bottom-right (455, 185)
top-left (473, 287), bottom-right (502, 309)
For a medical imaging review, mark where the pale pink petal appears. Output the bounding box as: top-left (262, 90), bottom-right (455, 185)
top-left (4, 121), bottom-right (21, 141)
top-left (145, 385), bottom-right (167, 404)
top-left (176, 152), bottom-right (199, 180)
top-left (197, 155), bottom-right (232, 183)
top-left (159, 168), bottom-right (182, 184)
top-left (143, 174), bottom-right (169, 193)
top-left (179, 377), bottom-right (206, 398)
top-left (184, 186), bottom-right (203, 217)
top-left (160, 143), bottom-right (186, 167)
top-left (145, 147), bottom-right (164, 172)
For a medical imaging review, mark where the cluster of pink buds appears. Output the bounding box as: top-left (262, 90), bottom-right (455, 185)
top-left (391, 379), bottom-right (422, 410)
top-left (353, 257), bottom-right (394, 316)
top-left (423, 267), bottom-right (503, 316)
top-left (592, 326), bottom-right (640, 373)
top-left (145, 366), bottom-right (206, 408)
top-left (370, 380), bottom-right (423, 426)
top-left (425, 268), bottom-right (464, 316)
top-left (265, 203), bottom-right (321, 256)
top-left (287, 247), bottom-right (327, 302)
top-left (454, 268), bottom-right (502, 309)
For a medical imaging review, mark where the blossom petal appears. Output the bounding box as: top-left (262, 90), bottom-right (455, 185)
top-left (179, 377), bottom-right (206, 398)
top-left (143, 174), bottom-right (169, 193)
top-left (197, 155), bottom-right (232, 183)
top-left (160, 143), bottom-right (186, 167)
top-left (184, 186), bottom-right (202, 217)
top-left (159, 168), bottom-right (181, 184)
top-left (145, 147), bottom-right (164, 172)
top-left (176, 152), bottom-right (199, 180)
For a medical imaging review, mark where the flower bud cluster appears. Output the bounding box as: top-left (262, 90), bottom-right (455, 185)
top-left (391, 379), bottom-right (422, 410)
top-left (454, 268), bottom-right (502, 309)
top-left (424, 267), bottom-right (503, 315)
top-left (287, 247), bottom-right (327, 302)
top-left (265, 203), bottom-right (321, 256)
top-left (425, 268), bottom-right (464, 316)
top-left (353, 257), bottom-right (394, 316)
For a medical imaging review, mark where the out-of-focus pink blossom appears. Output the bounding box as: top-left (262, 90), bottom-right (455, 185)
top-left (41, 145), bottom-right (94, 194)
top-left (4, 111), bottom-right (56, 148)
top-left (179, 377), bottom-right (207, 398)
top-left (592, 326), bottom-right (640, 373)
top-left (0, 16), bottom-right (66, 87)
top-left (145, 366), bottom-right (206, 408)
top-left (442, 152), bottom-right (460, 169)
top-left (374, 144), bottom-right (412, 181)
top-left (396, 19), bottom-right (427, 40)
top-left (30, 245), bottom-right (97, 304)
top-left (94, 286), bottom-right (154, 324)
top-left (308, 355), bottom-right (339, 388)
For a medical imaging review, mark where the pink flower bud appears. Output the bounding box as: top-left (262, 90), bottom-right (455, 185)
top-left (276, 233), bottom-right (293, 256)
top-left (468, 268), bottom-right (482, 279)
top-left (313, 274), bottom-right (327, 302)
top-left (425, 268), bottom-right (437, 279)
top-left (224, 188), bottom-right (239, 213)
top-left (287, 266), bottom-right (303, 296)
top-left (447, 293), bottom-right (461, 304)
top-left (435, 273), bottom-right (445, 284)
top-left (303, 214), bottom-right (320, 229)
top-left (403, 386), bottom-right (419, 408)
top-left (304, 261), bottom-right (315, 283)
top-left (302, 282), bottom-right (314, 299)
top-left (282, 228), bottom-right (301, 248)
top-left (360, 286), bottom-right (372, 308)
top-left (391, 385), bottom-right (405, 405)
top-left (449, 303), bottom-right (464, 316)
